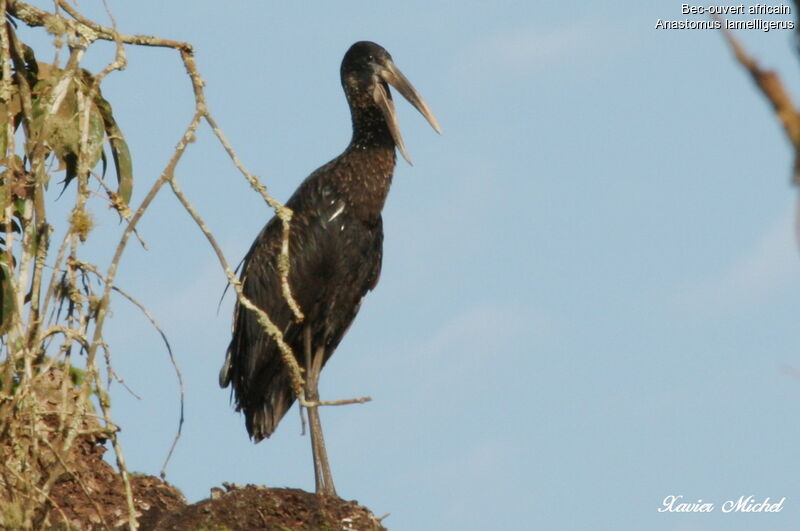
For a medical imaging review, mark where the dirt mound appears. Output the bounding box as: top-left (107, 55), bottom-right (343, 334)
top-left (1, 369), bottom-right (386, 529)
top-left (153, 484), bottom-right (387, 530)
top-left (45, 436), bottom-right (387, 530)
top-left (45, 448), bottom-right (185, 529)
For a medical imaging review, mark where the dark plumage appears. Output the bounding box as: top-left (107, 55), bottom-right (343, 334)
top-left (220, 41), bottom-right (439, 495)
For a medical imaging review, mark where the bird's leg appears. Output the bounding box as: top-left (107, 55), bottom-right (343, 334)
top-left (304, 327), bottom-right (337, 496)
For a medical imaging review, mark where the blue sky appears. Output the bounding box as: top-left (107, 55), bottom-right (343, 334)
top-left (19, 2), bottom-right (800, 530)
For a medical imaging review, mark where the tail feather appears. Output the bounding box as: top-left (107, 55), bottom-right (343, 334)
top-left (219, 349), bottom-right (232, 388)
top-left (244, 375), bottom-right (296, 442)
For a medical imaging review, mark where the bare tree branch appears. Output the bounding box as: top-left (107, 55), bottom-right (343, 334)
top-left (714, 13), bottom-right (800, 184)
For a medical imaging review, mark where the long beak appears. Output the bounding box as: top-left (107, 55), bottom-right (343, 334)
top-left (372, 61), bottom-right (441, 165)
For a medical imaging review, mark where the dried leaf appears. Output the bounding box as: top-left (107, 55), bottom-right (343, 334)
top-left (0, 95), bottom-right (22, 159)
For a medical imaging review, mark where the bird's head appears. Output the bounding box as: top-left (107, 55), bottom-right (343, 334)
top-left (341, 41), bottom-right (441, 164)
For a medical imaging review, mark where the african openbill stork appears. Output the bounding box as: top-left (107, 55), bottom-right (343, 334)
top-left (219, 41), bottom-right (440, 496)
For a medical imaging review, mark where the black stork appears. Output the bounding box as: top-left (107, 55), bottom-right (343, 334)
top-left (219, 41), bottom-right (440, 496)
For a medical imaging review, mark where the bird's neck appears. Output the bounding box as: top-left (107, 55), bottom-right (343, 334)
top-left (320, 91), bottom-right (398, 222)
top-left (334, 137), bottom-right (396, 222)
top-left (348, 104), bottom-right (395, 152)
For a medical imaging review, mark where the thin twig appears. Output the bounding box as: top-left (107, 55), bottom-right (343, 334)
top-left (203, 113), bottom-right (304, 322)
top-left (110, 284), bottom-right (183, 478)
top-left (173, 50), bottom-right (308, 397)
top-left (302, 396), bottom-right (372, 408)
top-left (87, 169), bottom-right (147, 248)
top-left (10, 0), bottom-right (192, 51)
top-left (166, 170), bottom-right (307, 399)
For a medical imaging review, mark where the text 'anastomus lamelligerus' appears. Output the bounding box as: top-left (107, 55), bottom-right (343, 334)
top-left (220, 41), bottom-right (440, 496)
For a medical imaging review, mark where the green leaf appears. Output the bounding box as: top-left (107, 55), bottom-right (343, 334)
top-left (0, 259), bottom-right (15, 336)
top-left (12, 196), bottom-right (25, 225)
top-left (19, 44), bottom-right (39, 83)
top-left (94, 95), bottom-right (133, 205)
top-left (30, 70), bottom-right (104, 192)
